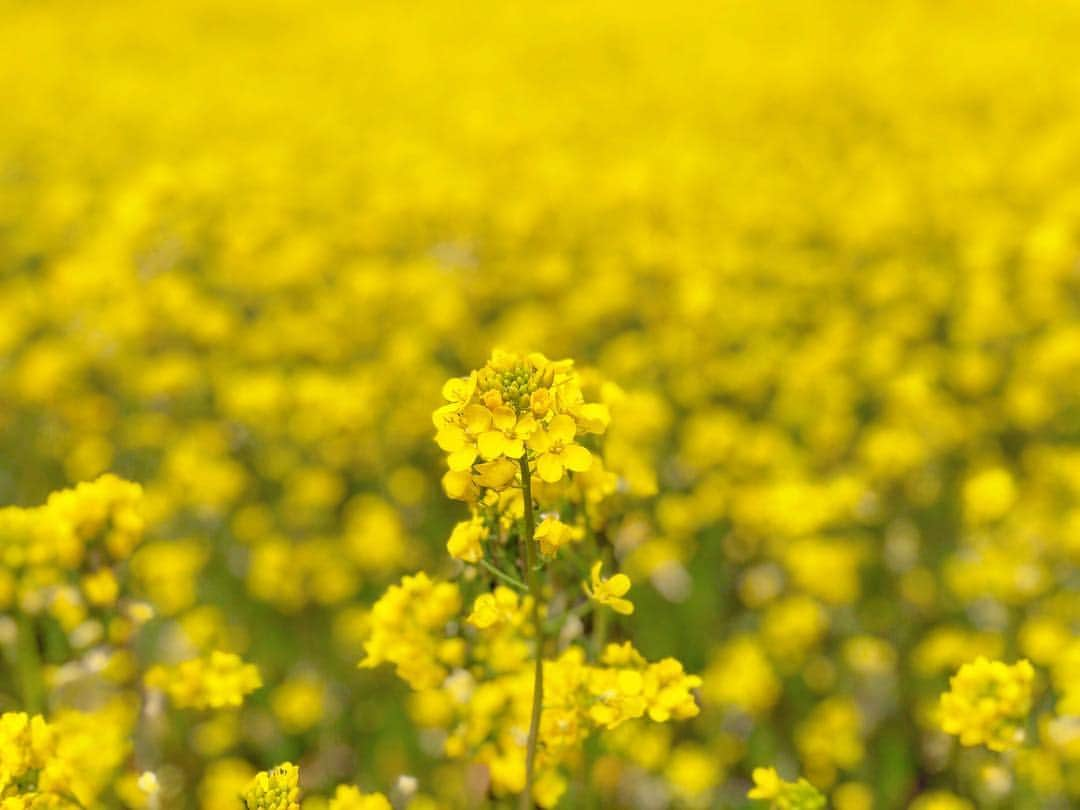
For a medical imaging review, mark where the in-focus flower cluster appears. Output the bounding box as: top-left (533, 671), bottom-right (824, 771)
top-left (434, 350), bottom-right (608, 501)
top-left (358, 351), bottom-right (699, 807)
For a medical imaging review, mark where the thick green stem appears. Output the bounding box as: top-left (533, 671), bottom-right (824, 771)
top-left (519, 456), bottom-right (544, 810)
top-left (15, 615), bottom-right (44, 713)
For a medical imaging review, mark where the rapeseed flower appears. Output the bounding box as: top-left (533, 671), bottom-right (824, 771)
top-left (940, 657), bottom-right (1035, 751)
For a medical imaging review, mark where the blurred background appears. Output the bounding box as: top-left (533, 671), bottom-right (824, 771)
top-left (1, 0), bottom-right (1078, 807)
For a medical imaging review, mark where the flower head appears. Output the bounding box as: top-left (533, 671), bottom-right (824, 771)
top-left (584, 561), bottom-right (634, 615)
top-left (433, 351), bottom-right (606, 498)
top-left (241, 763), bottom-right (300, 810)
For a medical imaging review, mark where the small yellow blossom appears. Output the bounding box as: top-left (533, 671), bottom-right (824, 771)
top-left (529, 414), bottom-right (592, 483)
top-left (534, 516), bottom-right (577, 556)
top-left (584, 561), bottom-right (634, 615)
top-left (446, 516), bottom-right (486, 563)
top-left (466, 587), bottom-right (521, 630)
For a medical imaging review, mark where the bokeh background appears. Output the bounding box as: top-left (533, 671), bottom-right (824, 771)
top-left (2, 0), bottom-right (1079, 807)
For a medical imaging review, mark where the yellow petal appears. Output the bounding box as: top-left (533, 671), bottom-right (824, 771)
top-left (441, 470), bottom-right (474, 500)
top-left (576, 403), bottom-right (611, 434)
top-left (515, 412), bottom-right (538, 436)
top-left (589, 560), bottom-right (603, 586)
top-left (528, 428), bottom-right (552, 453)
top-left (478, 430), bottom-right (508, 460)
top-left (463, 404), bottom-right (492, 434)
top-left (441, 376), bottom-right (469, 402)
top-left (503, 438), bottom-right (525, 459)
top-left (536, 453), bottom-right (564, 483)
top-left (548, 413), bottom-right (576, 444)
top-left (606, 573), bottom-right (631, 597)
top-left (474, 458), bottom-right (518, 489)
top-left (612, 598), bottom-right (634, 615)
top-left (562, 443), bottom-right (592, 472)
top-left (435, 425), bottom-right (466, 452)
top-left (491, 405), bottom-right (517, 431)
top-left (448, 446), bottom-right (478, 471)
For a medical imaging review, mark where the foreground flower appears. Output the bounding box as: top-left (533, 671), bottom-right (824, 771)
top-left (939, 657), bottom-right (1035, 751)
top-left (432, 351), bottom-right (607, 499)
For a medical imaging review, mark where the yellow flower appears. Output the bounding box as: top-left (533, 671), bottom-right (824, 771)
top-left (466, 587), bottom-right (520, 630)
top-left (584, 561), bottom-right (634, 615)
top-left (446, 516), bottom-right (486, 563)
top-left (534, 516), bottom-right (576, 556)
top-left (748, 767), bottom-right (782, 800)
top-left (360, 573), bottom-right (463, 690)
top-left (530, 414), bottom-right (592, 483)
top-left (939, 657), bottom-right (1035, 751)
top-left (441, 469), bottom-right (477, 501)
top-left (472, 458), bottom-right (518, 490)
top-left (144, 651), bottom-right (262, 710)
top-left (477, 406), bottom-right (538, 460)
top-left (241, 763), bottom-right (300, 810)
top-left (747, 766), bottom-right (825, 809)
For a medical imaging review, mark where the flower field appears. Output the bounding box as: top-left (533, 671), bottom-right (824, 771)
top-left (1, 1), bottom-right (1079, 808)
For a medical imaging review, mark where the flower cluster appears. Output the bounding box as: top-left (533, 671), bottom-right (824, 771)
top-left (0, 474), bottom-right (145, 631)
top-left (358, 352), bottom-right (698, 806)
top-left (434, 351), bottom-right (608, 501)
top-left (241, 763), bottom-right (300, 810)
top-left (359, 573), bottom-right (464, 690)
top-left (145, 651), bottom-right (263, 711)
top-left (939, 657), bottom-right (1036, 751)
top-left (0, 707), bottom-right (132, 807)
top-left (747, 767), bottom-right (826, 809)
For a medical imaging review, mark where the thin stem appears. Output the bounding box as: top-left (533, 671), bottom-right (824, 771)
top-left (479, 558), bottom-right (528, 592)
top-left (15, 615), bottom-right (44, 713)
top-left (519, 455), bottom-right (544, 810)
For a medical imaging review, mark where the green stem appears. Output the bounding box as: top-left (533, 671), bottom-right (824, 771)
top-left (519, 456), bottom-right (544, 810)
top-left (479, 558), bottom-right (528, 592)
top-left (16, 615), bottom-right (44, 713)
